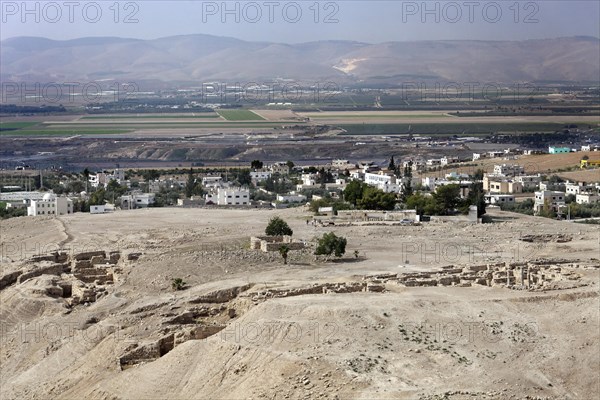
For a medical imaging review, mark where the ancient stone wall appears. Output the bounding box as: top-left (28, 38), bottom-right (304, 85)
top-left (250, 235), bottom-right (305, 253)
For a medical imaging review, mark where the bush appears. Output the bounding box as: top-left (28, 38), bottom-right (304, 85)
top-left (315, 232), bottom-right (347, 259)
top-left (265, 216), bottom-right (293, 236)
top-left (279, 244), bottom-right (290, 265)
top-left (171, 278), bottom-right (186, 291)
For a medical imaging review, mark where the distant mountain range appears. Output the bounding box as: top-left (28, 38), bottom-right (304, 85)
top-left (1, 35), bottom-right (599, 85)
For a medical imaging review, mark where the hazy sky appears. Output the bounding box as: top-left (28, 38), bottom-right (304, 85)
top-left (1, 0), bottom-right (599, 43)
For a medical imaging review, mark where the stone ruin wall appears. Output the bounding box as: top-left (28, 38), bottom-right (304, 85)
top-left (250, 236), bottom-right (306, 252)
top-left (0, 249), bottom-right (142, 305)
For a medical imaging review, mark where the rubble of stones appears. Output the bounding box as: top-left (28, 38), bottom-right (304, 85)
top-left (0, 249), bottom-right (139, 305)
top-left (519, 234), bottom-right (572, 243)
top-left (365, 259), bottom-right (592, 291)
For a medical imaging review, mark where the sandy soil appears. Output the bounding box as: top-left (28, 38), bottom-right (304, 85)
top-left (1, 207), bottom-right (599, 399)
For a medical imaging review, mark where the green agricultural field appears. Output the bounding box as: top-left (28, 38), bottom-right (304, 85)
top-left (216, 109), bottom-right (265, 121)
top-left (81, 114), bottom-right (219, 119)
top-left (42, 122), bottom-right (294, 130)
top-left (0, 122), bottom-right (41, 131)
top-left (0, 129), bottom-right (132, 136)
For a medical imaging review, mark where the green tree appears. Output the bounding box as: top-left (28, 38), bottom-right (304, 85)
top-left (251, 160), bottom-right (264, 169)
top-left (141, 169), bottom-right (161, 181)
top-left (472, 169), bottom-right (485, 181)
top-left (405, 193), bottom-right (432, 216)
top-left (462, 182), bottom-right (486, 217)
top-left (357, 186), bottom-right (396, 210)
top-left (431, 184), bottom-right (461, 215)
top-left (309, 198), bottom-right (352, 214)
top-left (82, 168), bottom-right (90, 192)
top-left (89, 188), bottom-right (106, 206)
top-left (317, 168), bottom-right (334, 185)
top-left (401, 161), bottom-right (414, 201)
top-left (0, 202), bottom-right (26, 219)
top-left (343, 180), bottom-right (367, 206)
top-left (236, 169), bottom-right (252, 186)
top-left (185, 168), bottom-right (196, 198)
top-left (105, 179), bottom-right (128, 204)
top-left (315, 232), bottom-right (347, 259)
top-left (279, 244), bottom-right (290, 265)
top-left (286, 160), bottom-right (295, 170)
top-left (67, 180), bottom-right (85, 194)
top-left (265, 216), bottom-right (293, 236)
top-left (538, 199), bottom-right (557, 219)
top-left (388, 156), bottom-right (396, 172)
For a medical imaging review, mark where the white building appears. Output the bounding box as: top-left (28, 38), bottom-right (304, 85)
top-left (380, 182), bottom-right (403, 194)
top-left (576, 193), bottom-right (600, 204)
top-left (90, 169), bottom-right (125, 189)
top-left (514, 175), bottom-right (542, 189)
top-left (149, 178), bottom-right (186, 192)
top-left (27, 193), bottom-right (73, 216)
top-left (485, 194), bottom-right (516, 205)
top-left (277, 194), bottom-right (307, 203)
top-left (426, 159), bottom-right (442, 167)
top-left (422, 176), bottom-right (441, 190)
top-left (534, 191), bottom-right (566, 214)
top-left (488, 151), bottom-right (504, 158)
top-left (205, 187), bottom-right (250, 206)
top-left (349, 170), bottom-right (364, 181)
top-left (441, 156), bottom-right (459, 166)
top-left (90, 205), bottom-right (106, 214)
top-left (365, 172), bottom-right (395, 187)
top-left (0, 191), bottom-right (47, 202)
top-left (565, 183), bottom-right (595, 196)
top-left (331, 159), bottom-right (352, 169)
top-left (202, 176), bottom-right (224, 188)
top-left (483, 175), bottom-right (523, 194)
top-left (403, 160), bottom-right (425, 172)
top-left (493, 164), bottom-right (525, 177)
top-left (445, 172), bottom-right (470, 180)
top-left (250, 171), bottom-right (272, 181)
top-left (121, 193), bottom-right (155, 209)
top-left (269, 162), bottom-right (290, 175)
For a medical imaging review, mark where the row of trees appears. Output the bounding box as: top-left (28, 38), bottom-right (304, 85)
top-left (343, 181), bottom-right (397, 211)
top-left (405, 183), bottom-right (486, 217)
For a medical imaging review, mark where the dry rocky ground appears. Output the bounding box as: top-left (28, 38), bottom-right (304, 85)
top-left (1, 208), bottom-right (599, 400)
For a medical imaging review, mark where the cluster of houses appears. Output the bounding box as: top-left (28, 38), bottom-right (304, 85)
top-left (0, 191), bottom-right (74, 216)
top-left (415, 144), bottom-right (600, 171)
top-left (480, 163), bottom-right (600, 215)
top-left (3, 145), bottom-right (599, 219)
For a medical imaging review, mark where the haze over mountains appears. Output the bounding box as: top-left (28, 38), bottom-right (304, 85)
top-left (1, 35), bottom-right (599, 85)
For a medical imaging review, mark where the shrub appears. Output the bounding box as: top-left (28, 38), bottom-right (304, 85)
top-left (171, 278), bottom-right (186, 291)
top-left (279, 244), bottom-right (290, 265)
top-left (315, 232), bottom-right (347, 259)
